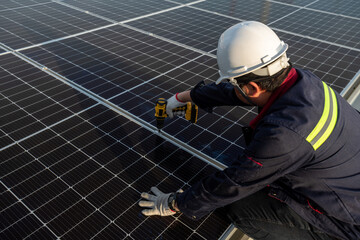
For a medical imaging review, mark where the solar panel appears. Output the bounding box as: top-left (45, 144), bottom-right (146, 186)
top-left (270, 9), bottom-right (360, 49)
top-left (60, 0), bottom-right (178, 22)
top-left (126, 7), bottom-right (237, 52)
top-left (0, 0), bottom-right (51, 10)
top-left (0, 3), bottom-right (111, 50)
top-left (21, 26), bottom-right (202, 96)
top-left (276, 32), bottom-right (360, 92)
top-left (0, 54), bottom-right (230, 239)
top-left (1, 0), bottom-right (359, 239)
top-left (0, 54), bottom-right (97, 148)
top-left (190, 0), bottom-right (300, 23)
top-left (270, 0), bottom-right (315, 6)
top-left (306, 0), bottom-right (360, 18)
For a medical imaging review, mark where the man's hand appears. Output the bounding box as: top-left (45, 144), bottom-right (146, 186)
top-left (166, 94), bottom-right (187, 118)
top-left (139, 187), bottom-right (176, 216)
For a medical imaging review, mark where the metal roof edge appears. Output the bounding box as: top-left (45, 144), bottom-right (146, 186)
top-left (341, 70), bottom-right (360, 111)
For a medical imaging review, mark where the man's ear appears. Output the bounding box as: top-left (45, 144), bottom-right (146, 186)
top-left (245, 82), bottom-right (266, 97)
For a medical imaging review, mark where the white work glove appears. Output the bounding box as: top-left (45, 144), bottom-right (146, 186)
top-left (139, 187), bottom-right (176, 216)
top-left (166, 94), bottom-right (187, 118)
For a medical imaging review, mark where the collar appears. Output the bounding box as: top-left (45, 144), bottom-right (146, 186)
top-left (249, 68), bottom-right (298, 129)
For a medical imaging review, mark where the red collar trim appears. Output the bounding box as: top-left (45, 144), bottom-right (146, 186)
top-left (249, 68), bottom-right (298, 129)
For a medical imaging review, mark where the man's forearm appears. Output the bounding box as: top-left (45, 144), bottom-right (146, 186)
top-left (176, 90), bottom-right (192, 103)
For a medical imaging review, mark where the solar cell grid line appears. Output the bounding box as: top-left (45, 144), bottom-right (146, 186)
top-left (0, 0), bottom-right (51, 11)
top-left (43, 1), bottom-right (218, 60)
top-left (1, 101), bottom-right (105, 238)
top-left (0, 181), bottom-right (58, 240)
top-left (0, 27), bottom-right (34, 53)
top-left (53, 0), bottom-right (220, 58)
top-left (177, 0), bottom-right (360, 53)
top-left (0, 53), bottom-right (98, 149)
top-left (20, 25), bottom-right (203, 99)
top-left (190, 0), bottom-right (300, 24)
top-left (269, 9), bottom-right (360, 50)
top-left (1, 102), bottom-right (231, 239)
top-left (21, 43), bottom-right (139, 100)
top-left (59, 0), bottom-right (179, 22)
top-left (20, 4), bottom-right (106, 30)
top-left (0, 2), bottom-right (111, 50)
top-left (0, 0), bottom-right (51, 9)
top-left (126, 7), bottom-right (239, 52)
top-left (1, 115), bottom-right (119, 239)
top-left (2, 118), bottom-right (106, 187)
top-left (265, 0), bottom-right (316, 7)
top-left (0, 86), bottom-right (49, 144)
top-left (276, 32), bottom-right (360, 93)
top-left (165, 0), bottom-right (204, 4)
top-left (265, 0), bottom-right (318, 26)
top-left (4, 1), bottom-right (211, 56)
top-left (4, 111), bottom-right (176, 237)
top-left (121, 24), bottom-right (215, 59)
top-left (304, 0), bottom-right (360, 18)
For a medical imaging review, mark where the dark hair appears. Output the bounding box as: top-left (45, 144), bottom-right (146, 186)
top-left (235, 62), bottom-right (292, 92)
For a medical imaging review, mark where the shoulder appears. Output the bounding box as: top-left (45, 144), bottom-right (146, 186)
top-left (264, 69), bottom-right (327, 137)
top-left (247, 121), bottom-right (312, 159)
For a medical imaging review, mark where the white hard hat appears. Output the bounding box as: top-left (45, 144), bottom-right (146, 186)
top-left (216, 21), bottom-right (289, 84)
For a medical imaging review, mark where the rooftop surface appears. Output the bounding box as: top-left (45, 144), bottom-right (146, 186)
top-left (1, 0), bottom-right (359, 239)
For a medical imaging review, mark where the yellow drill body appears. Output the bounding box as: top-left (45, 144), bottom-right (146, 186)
top-left (155, 98), bottom-right (198, 130)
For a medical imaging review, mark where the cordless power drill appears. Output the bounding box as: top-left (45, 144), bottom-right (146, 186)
top-left (155, 98), bottom-right (198, 131)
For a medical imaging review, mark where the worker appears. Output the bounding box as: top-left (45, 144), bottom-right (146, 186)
top-left (139, 21), bottom-right (360, 240)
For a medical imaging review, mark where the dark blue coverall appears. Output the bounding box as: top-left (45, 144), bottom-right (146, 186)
top-left (176, 68), bottom-right (360, 239)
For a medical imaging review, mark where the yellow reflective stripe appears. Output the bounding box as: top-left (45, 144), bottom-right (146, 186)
top-left (306, 82), bottom-right (338, 150)
top-left (312, 87), bottom-right (338, 150)
top-left (306, 82), bottom-right (330, 143)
